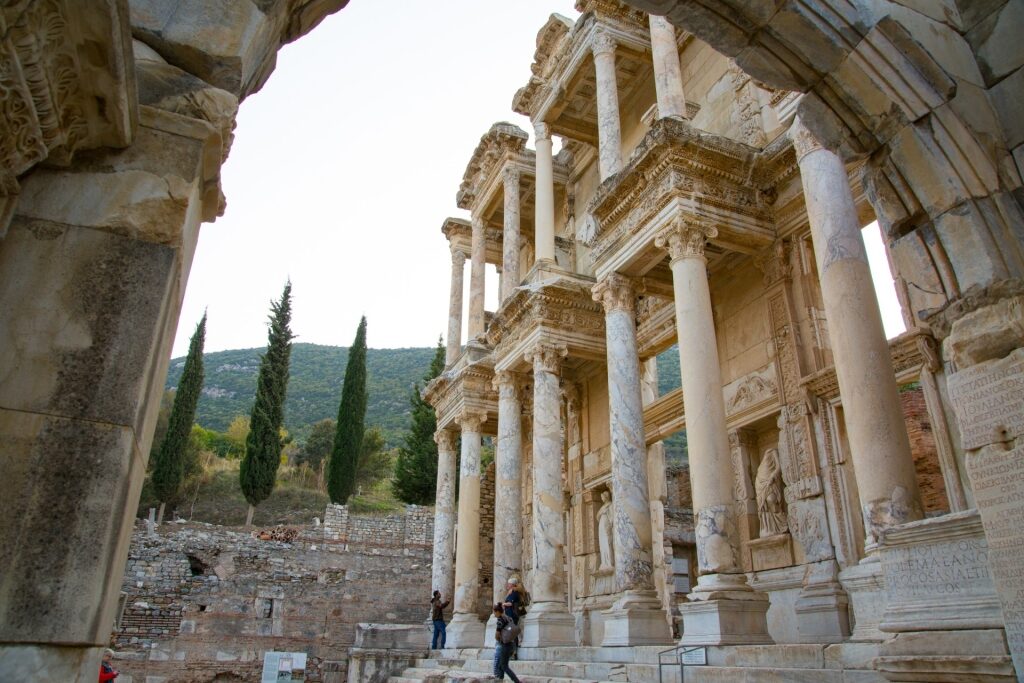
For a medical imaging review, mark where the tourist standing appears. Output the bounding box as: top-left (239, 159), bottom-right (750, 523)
top-left (98, 649), bottom-right (118, 682)
top-left (502, 577), bottom-right (527, 658)
top-left (493, 604), bottom-right (521, 683)
top-left (430, 590), bottom-right (450, 650)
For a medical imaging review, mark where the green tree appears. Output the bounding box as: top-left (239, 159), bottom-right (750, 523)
top-left (240, 283), bottom-right (294, 526)
top-left (356, 426), bottom-right (393, 490)
top-left (295, 418), bottom-right (336, 470)
top-left (152, 314), bottom-right (206, 522)
top-left (328, 317), bottom-right (368, 504)
top-left (392, 337), bottom-right (445, 504)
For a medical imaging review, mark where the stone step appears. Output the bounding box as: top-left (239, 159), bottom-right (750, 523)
top-left (683, 666), bottom-right (886, 683)
top-left (415, 657), bottom-right (634, 679)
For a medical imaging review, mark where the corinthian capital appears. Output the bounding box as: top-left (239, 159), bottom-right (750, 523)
top-left (592, 30), bottom-right (617, 57)
top-left (434, 429), bottom-right (458, 452)
top-left (534, 121), bottom-right (551, 141)
top-left (493, 370), bottom-right (521, 399)
top-left (789, 117), bottom-right (824, 162)
top-left (458, 410), bottom-right (487, 434)
top-left (451, 248), bottom-right (466, 267)
top-left (502, 166), bottom-right (520, 187)
top-left (592, 273), bottom-right (638, 315)
top-left (525, 342), bottom-right (568, 375)
top-left (655, 216), bottom-right (718, 262)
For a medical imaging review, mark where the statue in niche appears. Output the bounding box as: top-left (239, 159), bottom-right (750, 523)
top-left (596, 490), bottom-right (614, 572)
top-left (755, 448), bottom-right (788, 537)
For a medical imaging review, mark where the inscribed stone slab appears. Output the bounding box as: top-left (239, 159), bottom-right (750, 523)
top-left (948, 348), bottom-right (1024, 449)
top-left (966, 442), bottom-right (1024, 678)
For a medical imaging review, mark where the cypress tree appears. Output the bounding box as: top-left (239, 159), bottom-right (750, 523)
top-left (240, 282), bottom-right (294, 526)
top-left (152, 314), bottom-right (207, 522)
top-left (392, 337), bottom-right (445, 504)
top-left (328, 316), bottom-right (368, 504)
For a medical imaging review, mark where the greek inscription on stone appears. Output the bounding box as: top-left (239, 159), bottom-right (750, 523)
top-left (882, 537), bottom-right (990, 600)
top-left (967, 443), bottom-right (1024, 675)
top-left (948, 349), bottom-right (1024, 450)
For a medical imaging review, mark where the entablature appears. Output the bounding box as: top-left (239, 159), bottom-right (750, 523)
top-left (424, 359), bottom-right (499, 435)
top-left (486, 275), bottom-right (605, 374)
top-left (586, 118), bottom-right (779, 280)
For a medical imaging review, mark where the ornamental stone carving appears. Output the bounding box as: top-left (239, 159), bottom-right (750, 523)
top-left (655, 216), bottom-right (718, 262)
top-left (596, 490), bottom-right (615, 572)
top-left (592, 273), bottom-right (638, 315)
top-left (592, 30), bottom-right (617, 57)
top-left (526, 342), bottom-right (568, 375)
top-left (493, 370), bottom-right (521, 399)
top-left (434, 429), bottom-right (458, 452)
top-left (789, 117), bottom-right (825, 162)
top-left (534, 121), bottom-right (551, 141)
top-left (458, 410), bottom-right (487, 435)
top-left (755, 448), bottom-right (788, 537)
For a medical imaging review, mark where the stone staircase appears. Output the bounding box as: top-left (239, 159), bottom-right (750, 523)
top-left (387, 644), bottom-right (887, 683)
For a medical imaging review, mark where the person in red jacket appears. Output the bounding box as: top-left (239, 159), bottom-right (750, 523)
top-left (99, 649), bottom-right (118, 682)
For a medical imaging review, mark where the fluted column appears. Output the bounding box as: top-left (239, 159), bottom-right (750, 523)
top-left (501, 168), bottom-right (521, 302)
top-left (520, 342), bottom-right (575, 647)
top-left (649, 15), bottom-right (687, 119)
top-left (592, 31), bottom-right (623, 180)
top-left (534, 122), bottom-right (556, 263)
top-left (431, 429), bottom-right (458, 602)
top-left (593, 274), bottom-right (671, 646)
top-left (468, 217), bottom-right (486, 340)
top-left (446, 249), bottom-right (466, 365)
top-left (446, 411), bottom-right (487, 647)
top-left (656, 217), bottom-right (771, 645)
top-left (791, 119), bottom-right (922, 549)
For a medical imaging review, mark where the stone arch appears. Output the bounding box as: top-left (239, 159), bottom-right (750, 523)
top-left (625, 0), bottom-right (1024, 339)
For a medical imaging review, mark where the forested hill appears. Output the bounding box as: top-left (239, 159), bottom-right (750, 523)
top-left (165, 343), bottom-right (436, 442)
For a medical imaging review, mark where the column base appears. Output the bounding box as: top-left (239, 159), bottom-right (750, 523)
top-left (446, 612), bottom-right (486, 649)
top-left (483, 613), bottom-right (498, 648)
top-left (795, 562), bottom-right (850, 643)
top-left (679, 574), bottom-right (772, 646)
top-left (601, 590), bottom-right (673, 646)
top-left (839, 557), bottom-right (891, 642)
top-left (520, 602), bottom-right (576, 648)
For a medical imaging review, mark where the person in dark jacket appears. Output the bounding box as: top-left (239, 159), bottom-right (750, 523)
top-left (493, 604), bottom-right (521, 683)
top-left (430, 589), bottom-right (450, 650)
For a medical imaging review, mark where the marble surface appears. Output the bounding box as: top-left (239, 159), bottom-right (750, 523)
top-left (446, 250), bottom-right (465, 365)
top-left (592, 31), bottom-right (623, 181)
top-left (493, 372), bottom-right (523, 602)
top-left (432, 430), bottom-right (458, 600)
top-left (501, 169), bottom-right (521, 302)
top-left (453, 419), bottom-right (483, 617)
top-left (649, 15), bottom-right (687, 120)
top-left (468, 219), bottom-right (486, 339)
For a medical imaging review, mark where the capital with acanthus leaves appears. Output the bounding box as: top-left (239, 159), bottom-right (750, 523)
top-left (655, 216), bottom-right (718, 262)
top-left (592, 273), bottom-right (638, 315)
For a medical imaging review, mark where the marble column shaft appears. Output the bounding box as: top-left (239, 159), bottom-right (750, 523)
top-left (655, 219), bottom-right (743, 580)
top-left (501, 169), bottom-right (521, 302)
top-left (791, 119), bottom-right (922, 548)
top-left (452, 413), bottom-right (485, 617)
top-left (593, 275), bottom-right (656, 592)
top-left (534, 123), bottom-right (556, 263)
top-left (592, 31), bottom-right (623, 180)
top-left (468, 217), bottom-right (486, 339)
top-left (649, 15), bottom-right (687, 120)
top-left (528, 343), bottom-right (569, 604)
top-left (431, 429), bottom-right (458, 601)
top-left (493, 372), bottom-right (523, 602)
top-left (446, 249), bottom-right (466, 366)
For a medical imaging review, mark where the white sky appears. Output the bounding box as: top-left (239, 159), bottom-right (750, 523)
top-left (171, 1), bottom-right (904, 357)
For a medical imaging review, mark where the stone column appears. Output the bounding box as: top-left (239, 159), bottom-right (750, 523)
top-left (447, 411), bottom-right (487, 647)
top-left (501, 168), bottom-right (521, 302)
top-left (648, 15), bottom-right (687, 120)
top-left (655, 217), bottom-right (771, 645)
top-left (534, 122), bottom-right (556, 263)
top-left (593, 275), bottom-right (672, 645)
top-left (431, 429), bottom-right (459, 604)
top-left (791, 119), bottom-right (923, 550)
top-left (485, 371), bottom-right (524, 644)
top-left (592, 31), bottom-right (623, 180)
top-left (468, 217), bottom-right (487, 340)
top-left (446, 249), bottom-right (466, 366)
top-left (520, 343), bottom-right (576, 647)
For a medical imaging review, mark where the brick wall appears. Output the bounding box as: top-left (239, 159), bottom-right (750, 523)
top-left (900, 382), bottom-right (949, 514)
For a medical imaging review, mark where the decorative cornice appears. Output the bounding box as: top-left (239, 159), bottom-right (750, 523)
top-left (655, 216), bottom-right (718, 262)
top-left (592, 273), bottom-right (638, 315)
top-left (526, 342), bottom-right (568, 375)
top-left (457, 121), bottom-right (529, 210)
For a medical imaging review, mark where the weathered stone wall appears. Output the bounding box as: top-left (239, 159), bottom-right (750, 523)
top-left (112, 505), bottom-right (433, 683)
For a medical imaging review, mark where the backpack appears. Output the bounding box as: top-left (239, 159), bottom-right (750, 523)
top-left (500, 619), bottom-right (521, 645)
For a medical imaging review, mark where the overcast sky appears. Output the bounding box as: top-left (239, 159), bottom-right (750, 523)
top-left (171, 1), bottom-right (903, 358)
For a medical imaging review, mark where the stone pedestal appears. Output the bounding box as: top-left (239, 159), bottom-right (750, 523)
top-left (749, 533), bottom-right (794, 571)
top-left (679, 576), bottom-right (772, 646)
top-left (601, 590), bottom-right (672, 646)
top-left (839, 559), bottom-right (890, 642)
top-left (446, 613), bottom-right (486, 650)
top-left (793, 561), bottom-right (850, 644)
top-left (520, 602), bottom-right (577, 648)
top-left (876, 629), bottom-right (1016, 683)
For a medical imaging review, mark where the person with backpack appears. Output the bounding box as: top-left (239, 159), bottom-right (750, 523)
top-left (429, 590), bottom-right (450, 650)
top-left (502, 577), bottom-right (528, 658)
top-left (493, 603), bottom-right (521, 683)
